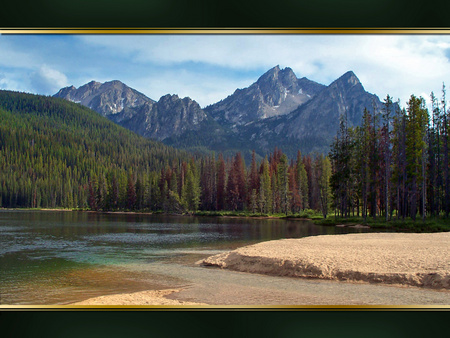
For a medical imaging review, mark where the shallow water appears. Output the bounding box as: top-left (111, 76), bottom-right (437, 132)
top-left (1, 210), bottom-right (447, 306)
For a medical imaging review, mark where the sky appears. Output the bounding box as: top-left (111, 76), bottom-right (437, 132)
top-left (1, 34), bottom-right (450, 108)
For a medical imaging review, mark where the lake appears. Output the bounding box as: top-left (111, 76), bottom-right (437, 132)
top-left (1, 210), bottom-right (448, 306)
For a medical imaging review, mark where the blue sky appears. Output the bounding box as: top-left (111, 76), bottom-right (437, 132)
top-left (1, 34), bottom-right (450, 108)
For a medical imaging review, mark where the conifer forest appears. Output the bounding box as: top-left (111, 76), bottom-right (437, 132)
top-left (1, 88), bottom-right (450, 224)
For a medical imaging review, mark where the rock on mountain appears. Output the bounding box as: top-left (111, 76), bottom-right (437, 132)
top-left (54, 68), bottom-right (385, 158)
top-left (204, 65), bottom-right (325, 127)
top-left (240, 70), bottom-right (384, 156)
top-left (112, 94), bottom-right (208, 141)
top-left (54, 80), bottom-right (153, 119)
top-left (286, 71), bottom-right (381, 139)
top-left (54, 81), bottom-right (208, 141)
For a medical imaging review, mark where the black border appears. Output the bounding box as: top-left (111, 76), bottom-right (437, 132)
top-left (1, 0), bottom-right (450, 336)
top-left (1, 0), bottom-right (450, 28)
top-left (2, 310), bottom-right (449, 338)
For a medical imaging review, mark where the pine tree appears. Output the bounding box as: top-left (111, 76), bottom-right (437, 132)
top-left (259, 157), bottom-right (272, 213)
top-left (405, 95), bottom-right (429, 220)
top-left (126, 174), bottom-right (137, 210)
top-left (382, 95), bottom-right (393, 221)
top-left (277, 154), bottom-right (290, 215)
top-left (109, 175), bottom-right (119, 210)
top-left (182, 164), bottom-right (201, 212)
top-left (316, 155), bottom-right (331, 218)
top-left (216, 154), bottom-right (226, 211)
top-left (442, 84), bottom-right (449, 217)
top-left (296, 150), bottom-right (308, 210)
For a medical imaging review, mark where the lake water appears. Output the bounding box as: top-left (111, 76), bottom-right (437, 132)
top-left (1, 210), bottom-right (448, 306)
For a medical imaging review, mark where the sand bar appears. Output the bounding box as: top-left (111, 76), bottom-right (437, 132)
top-left (70, 289), bottom-right (205, 306)
top-left (200, 232), bottom-right (450, 289)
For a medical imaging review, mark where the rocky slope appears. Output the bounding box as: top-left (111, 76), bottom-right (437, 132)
top-left (54, 80), bottom-right (152, 119)
top-left (111, 94), bottom-right (208, 141)
top-left (204, 65), bottom-right (326, 127)
top-left (55, 81), bottom-right (210, 142)
top-left (54, 67), bottom-right (385, 158)
top-left (239, 71), bottom-right (384, 155)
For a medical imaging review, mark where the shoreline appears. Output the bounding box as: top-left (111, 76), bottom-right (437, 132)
top-left (3, 208), bottom-right (450, 232)
top-left (69, 289), bottom-right (205, 306)
top-left (200, 232), bottom-right (450, 290)
top-left (67, 232), bottom-right (450, 306)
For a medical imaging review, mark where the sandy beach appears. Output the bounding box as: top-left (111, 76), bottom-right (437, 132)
top-left (68, 232), bottom-right (450, 305)
top-left (71, 289), bottom-right (205, 306)
top-left (200, 232), bottom-right (450, 290)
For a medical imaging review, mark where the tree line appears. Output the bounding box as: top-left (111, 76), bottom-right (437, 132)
top-left (86, 149), bottom-right (332, 216)
top-left (0, 90), bottom-right (332, 216)
top-left (330, 86), bottom-right (450, 221)
top-left (4, 87), bottom-right (450, 223)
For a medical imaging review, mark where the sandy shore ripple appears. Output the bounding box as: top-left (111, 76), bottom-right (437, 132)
top-left (200, 232), bottom-right (450, 289)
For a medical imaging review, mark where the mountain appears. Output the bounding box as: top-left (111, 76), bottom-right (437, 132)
top-left (287, 71), bottom-right (380, 139)
top-left (110, 94), bottom-right (209, 141)
top-left (54, 80), bottom-right (153, 119)
top-left (54, 67), bottom-right (385, 159)
top-left (55, 81), bottom-right (211, 142)
top-left (204, 65), bottom-right (326, 127)
top-left (239, 71), bottom-right (385, 156)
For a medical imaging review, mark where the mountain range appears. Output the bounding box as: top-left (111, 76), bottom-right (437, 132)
top-left (54, 66), bottom-right (384, 159)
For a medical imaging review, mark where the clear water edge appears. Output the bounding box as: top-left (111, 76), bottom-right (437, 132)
top-left (1, 210), bottom-right (448, 306)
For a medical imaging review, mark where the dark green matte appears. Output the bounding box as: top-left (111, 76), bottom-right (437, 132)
top-left (1, 311), bottom-right (449, 338)
top-left (1, 0), bottom-right (450, 28)
top-left (0, 0), bottom-right (449, 336)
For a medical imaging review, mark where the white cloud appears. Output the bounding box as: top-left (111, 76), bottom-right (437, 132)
top-left (2, 34), bottom-right (450, 107)
top-left (77, 34), bottom-right (450, 106)
top-left (29, 65), bottom-right (69, 95)
top-left (0, 73), bottom-right (21, 91)
top-left (128, 69), bottom-right (255, 107)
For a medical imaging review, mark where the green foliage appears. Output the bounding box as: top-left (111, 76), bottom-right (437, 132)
top-left (0, 90), bottom-right (191, 209)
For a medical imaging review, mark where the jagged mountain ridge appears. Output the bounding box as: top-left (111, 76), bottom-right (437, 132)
top-left (204, 65), bottom-right (326, 127)
top-left (55, 81), bottom-right (211, 141)
top-left (54, 67), bottom-right (384, 158)
top-left (239, 70), bottom-right (384, 155)
top-left (54, 80), bottom-right (153, 119)
top-left (110, 94), bottom-right (209, 141)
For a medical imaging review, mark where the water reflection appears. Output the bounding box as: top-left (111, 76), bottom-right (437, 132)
top-left (0, 210), bottom-right (370, 305)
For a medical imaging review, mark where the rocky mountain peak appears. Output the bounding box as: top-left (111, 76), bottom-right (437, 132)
top-left (159, 93), bottom-right (180, 102)
top-left (256, 65), bottom-right (297, 88)
top-left (86, 80), bottom-right (101, 88)
top-left (205, 66), bottom-right (324, 127)
top-left (334, 71), bottom-right (363, 89)
top-left (256, 65), bottom-right (281, 83)
top-left (54, 80), bottom-right (153, 117)
top-left (54, 85), bottom-right (76, 98)
top-left (116, 92), bottom-right (207, 141)
top-left (157, 94), bottom-right (201, 112)
top-left (54, 67), bottom-right (384, 158)
top-left (279, 67), bottom-right (298, 87)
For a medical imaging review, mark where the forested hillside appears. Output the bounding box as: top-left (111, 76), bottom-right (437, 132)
top-left (0, 90), bottom-right (192, 208)
top-left (0, 90), bottom-right (330, 215)
top-left (4, 88), bottom-right (449, 226)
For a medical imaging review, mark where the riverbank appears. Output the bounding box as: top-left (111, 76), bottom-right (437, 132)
top-left (200, 232), bottom-right (450, 290)
top-left (4, 207), bottom-right (450, 232)
top-left (314, 217), bottom-right (450, 232)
